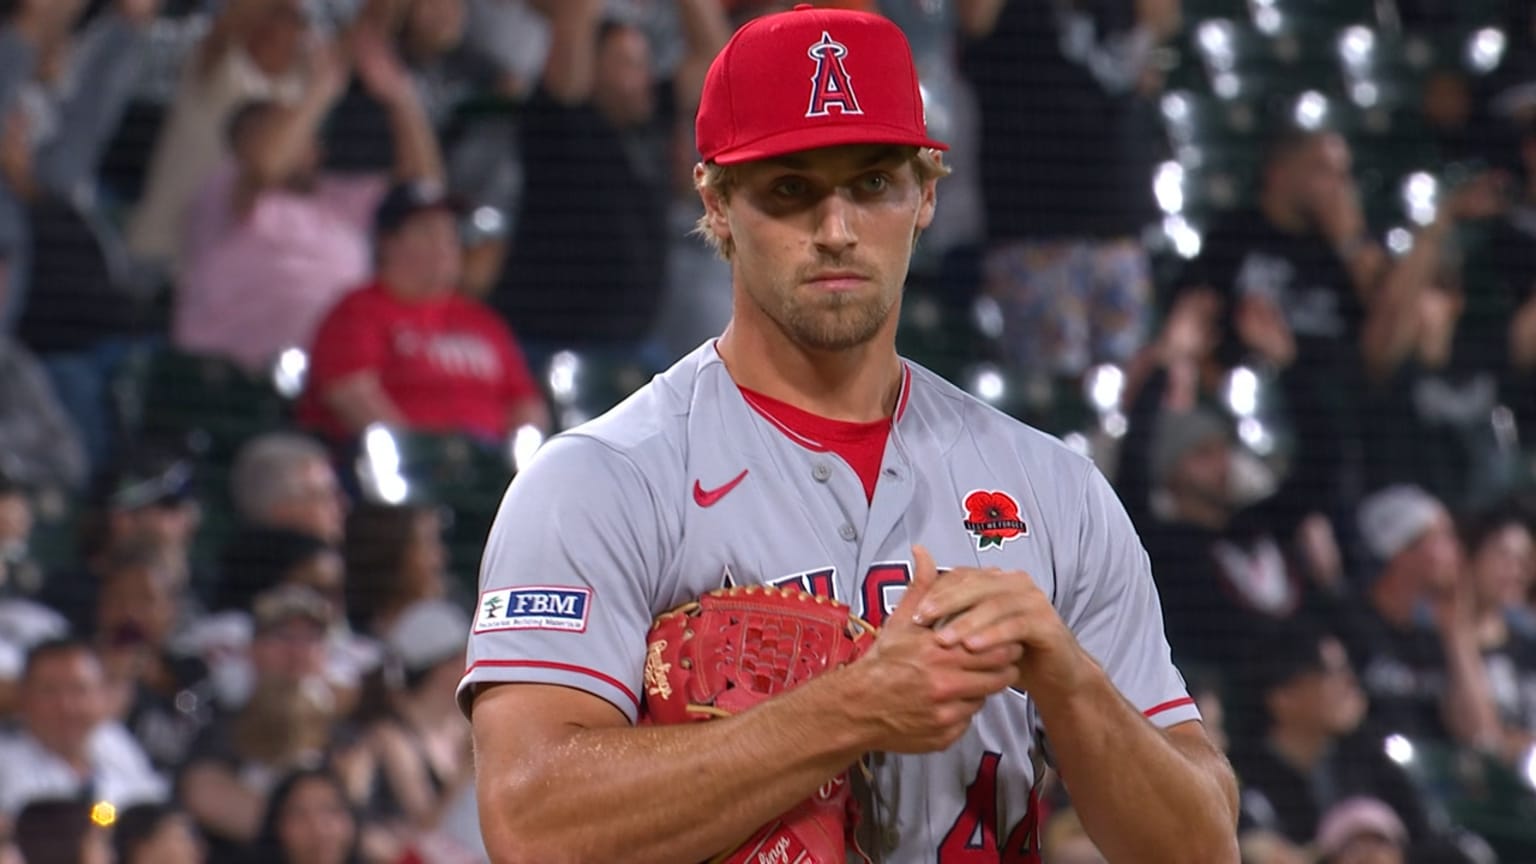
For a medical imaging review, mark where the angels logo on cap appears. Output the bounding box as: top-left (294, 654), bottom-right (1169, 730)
top-left (805, 32), bottom-right (862, 118)
top-left (695, 4), bottom-right (947, 165)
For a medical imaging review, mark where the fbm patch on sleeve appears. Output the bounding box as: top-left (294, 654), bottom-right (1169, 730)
top-left (475, 586), bottom-right (593, 633)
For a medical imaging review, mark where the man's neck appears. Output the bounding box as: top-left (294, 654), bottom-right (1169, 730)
top-left (1171, 493), bottom-right (1230, 531)
top-left (1267, 725), bottom-right (1330, 774)
top-left (378, 268), bottom-right (439, 303)
top-left (1260, 193), bottom-right (1310, 236)
top-left (33, 732), bottom-right (91, 777)
top-left (715, 301), bottom-right (904, 423)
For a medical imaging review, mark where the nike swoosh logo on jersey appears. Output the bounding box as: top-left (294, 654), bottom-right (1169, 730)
top-left (693, 469), bottom-right (749, 507)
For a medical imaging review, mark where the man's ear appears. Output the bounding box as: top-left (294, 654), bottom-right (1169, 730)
top-left (695, 163), bottom-right (733, 246)
top-left (915, 176), bottom-right (937, 231)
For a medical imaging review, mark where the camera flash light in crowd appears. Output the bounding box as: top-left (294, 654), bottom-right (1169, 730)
top-left (360, 424), bottom-right (409, 505)
top-left (1237, 417), bottom-right (1273, 455)
top-left (1466, 28), bottom-right (1506, 74)
top-left (1350, 80), bottom-right (1380, 108)
top-left (969, 365), bottom-right (1006, 405)
top-left (1251, 0), bottom-right (1282, 37)
top-left (547, 351), bottom-right (580, 403)
top-left (1338, 26), bottom-right (1375, 71)
top-left (1197, 20), bottom-right (1236, 72)
top-left (510, 424), bottom-right (545, 473)
top-left (1163, 215), bottom-right (1202, 259)
top-left (1226, 366), bottom-right (1260, 418)
top-left (1523, 746), bottom-right (1536, 791)
top-left (272, 347), bottom-right (309, 399)
top-left (971, 296), bottom-right (1004, 340)
top-left (1384, 734), bottom-right (1416, 766)
top-left (1402, 172), bottom-right (1439, 226)
top-left (1154, 161), bottom-right (1185, 215)
top-left (1386, 227), bottom-right (1414, 255)
top-left (1085, 365), bottom-right (1125, 415)
top-left (90, 802), bottom-right (116, 828)
top-left (1294, 92), bottom-right (1329, 131)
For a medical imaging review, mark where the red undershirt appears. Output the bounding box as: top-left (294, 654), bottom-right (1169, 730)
top-left (738, 386), bottom-right (894, 502)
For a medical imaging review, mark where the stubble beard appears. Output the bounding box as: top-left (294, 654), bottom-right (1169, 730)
top-left (766, 283), bottom-right (896, 352)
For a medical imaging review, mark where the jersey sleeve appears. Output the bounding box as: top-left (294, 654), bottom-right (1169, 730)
top-left (457, 433), bottom-right (668, 723)
top-left (1059, 464), bottom-right (1200, 729)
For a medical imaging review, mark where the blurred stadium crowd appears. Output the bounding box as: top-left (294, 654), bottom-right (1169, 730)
top-left (0, 0), bottom-right (1535, 861)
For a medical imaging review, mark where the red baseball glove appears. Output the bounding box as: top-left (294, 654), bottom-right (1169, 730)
top-left (641, 585), bottom-right (877, 864)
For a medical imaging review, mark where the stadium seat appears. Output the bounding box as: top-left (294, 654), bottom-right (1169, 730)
top-left (128, 348), bottom-right (292, 465)
top-left (542, 350), bottom-right (654, 431)
top-left (1387, 735), bottom-right (1536, 861)
top-left (353, 427), bottom-right (514, 589)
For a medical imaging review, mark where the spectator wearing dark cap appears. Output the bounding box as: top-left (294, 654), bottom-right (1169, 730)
top-left (179, 585), bottom-right (348, 862)
top-left (1339, 485), bottom-right (1502, 748)
top-left (92, 538), bottom-right (216, 774)
top-left (1137, 404), bottom-right (1343, 672)
top-left (112, 802), bottom-right (205, 864)
top-left (1228, 620), bottom-right (1451, 856)
top-left (173, 23), bottom-right (444, 375)
top-left (184, 529), bottom-right (376, 722)
top-left (298, 179), bottom-right (549, 445)
top-left (41, 445), bottom-right (203, 636)
top-left (11, 797), bottom-right (111, 864)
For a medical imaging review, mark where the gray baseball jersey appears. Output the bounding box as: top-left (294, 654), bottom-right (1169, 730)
top-left (458, 342), bottom-right (1199, 861)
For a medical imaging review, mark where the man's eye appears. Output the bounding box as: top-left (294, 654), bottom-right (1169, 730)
top-left (772, 179), bottom-right (808, 197)
top-left (859, 174), bottom-right (890, 193)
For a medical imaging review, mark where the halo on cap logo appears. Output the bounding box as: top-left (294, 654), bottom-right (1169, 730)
top-left (805, 32), bottom-right (863, 118)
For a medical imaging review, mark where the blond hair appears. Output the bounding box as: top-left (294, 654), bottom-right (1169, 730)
top-left (692, 147), bottom-right (951, 260)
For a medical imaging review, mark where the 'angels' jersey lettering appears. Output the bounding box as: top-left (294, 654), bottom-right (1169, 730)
top-left (458, 343), bottom-right (1198, 860)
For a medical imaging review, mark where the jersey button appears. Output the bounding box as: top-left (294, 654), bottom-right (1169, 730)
top-left (839, 523), bottom-right (857, 541)
top-left (812, 463), bottom-right (831, 482)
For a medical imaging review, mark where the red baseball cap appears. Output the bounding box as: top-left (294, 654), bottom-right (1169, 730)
top-left (696, 4), bottom-right (948, 166)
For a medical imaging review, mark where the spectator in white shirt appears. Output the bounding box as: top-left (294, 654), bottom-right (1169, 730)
top-left (0, 639), bottom-right (165, 820)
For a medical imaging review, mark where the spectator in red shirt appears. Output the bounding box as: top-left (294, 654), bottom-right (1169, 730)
top-left (299, 181), bottom-right (550, 443)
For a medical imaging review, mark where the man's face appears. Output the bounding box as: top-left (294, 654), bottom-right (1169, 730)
top-left (21, 649), bottom-right (105, 757)
top-left (405, 0), bottom-right (467, 58)
top-left (1471, 523), bottom-right (1534, 611)
top-left (251, 619), bottom-right (329, 686)
top-left (594, 26), bottom-right (655, 128)
top-left (705, 145), bottom-right (936, 352)
top-left (1402, 510), bottom-right (1463, 598)
top-left (269, 457), bottom-right (346, 544)
top-left (1333, 834), bottom-right (1405, 864)
top-left (113, 501), bottom-right (200, 558)
top-left (1271, 637), bottom-right (1367, 738)
top-left (380, 209), bottom-right (464, 296)
top-left (247, 0), bottom-right (310, 78)
top-left (1169, 436), bottom-right (1232, 510)
top-left (0, 493), bottom-right (30, 549)
top-left (97, 564), bottom-right (178, 652)
top-left (1275, 133), bottom-right (1353, 223)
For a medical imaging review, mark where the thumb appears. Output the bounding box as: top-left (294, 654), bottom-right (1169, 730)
top-left (890, 545), bottom-right (939, 627)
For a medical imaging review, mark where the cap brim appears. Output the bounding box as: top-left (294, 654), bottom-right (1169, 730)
top-left (708, 123), bottom-right (948, 166)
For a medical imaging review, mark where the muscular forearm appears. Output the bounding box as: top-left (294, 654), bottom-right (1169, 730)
top-left (1034, 665), bottom-right (1239, 863)
top-left (478, 675), bottom-right (868, 864)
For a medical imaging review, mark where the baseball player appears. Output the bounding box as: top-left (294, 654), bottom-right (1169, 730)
top-left (460, 5), bottom-right (1239, 862)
